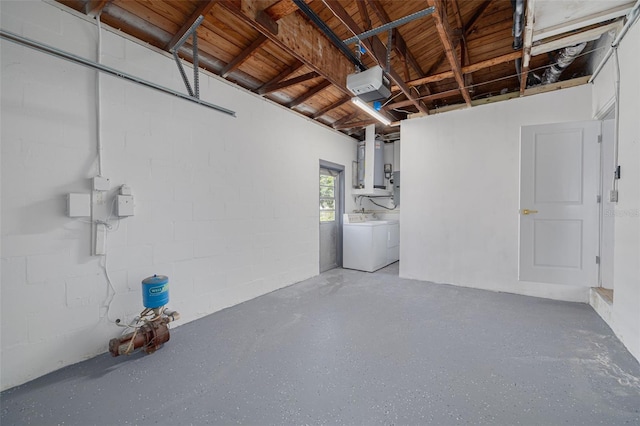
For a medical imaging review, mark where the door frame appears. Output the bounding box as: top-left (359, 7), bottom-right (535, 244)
top-left (518, 120), bottom-right (601, 286)
top-left (319, 160), bottom-right (345, 270)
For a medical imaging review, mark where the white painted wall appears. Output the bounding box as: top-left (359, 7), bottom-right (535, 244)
top-left (591, 21), bottom-right (640, 362)
top-left (0, 1), bottom-right (356, 390)
top-left (400, 85), bottom-right (594, 302)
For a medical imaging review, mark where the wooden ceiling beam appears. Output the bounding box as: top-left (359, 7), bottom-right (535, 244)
top-left (312, 97), bottom-right (350, 119)
top-left (332, 111), bottom-right (361, 128)
top-left (357, 1), bottom-right (371, 31)
top-left (365, 0), bottom-right (425, 78)
top-left (288, 80), bottom-right (331, 108)
top-left (397, 51), bottom-right (522, 89)
top-left (426, 0), bottom-right (472, 106)
top-left (259, 71), bottom-right (319, 95)
top-left (85, 0), bottom-right (110, 17)
top-left (257, 61), bottom-right (304, 92)
top-left (166, 0), bottom-right (221, 51)
top-left (220, 34), bottom-right (267, 78)
top-left (219, 0), bottom-right (354, 98)
top-left (385, 89), bottom-right (459, 110)
top-left (423, 0), bottom-right (492, 78)
top-left (334, 119), bottom-right (378, 131)
top-left (322, 0), bottom-right (429, 115)
top-left (264, 0), bottom-right (311, 21)
top-left (451, 0), bottom-right (473, 89)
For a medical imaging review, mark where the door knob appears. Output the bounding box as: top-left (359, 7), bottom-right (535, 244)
top-left (521, 209), bottom-right (539, 215)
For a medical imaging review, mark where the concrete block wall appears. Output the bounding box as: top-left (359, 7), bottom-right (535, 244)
top-left (0, 1), bottom-right (356, 390)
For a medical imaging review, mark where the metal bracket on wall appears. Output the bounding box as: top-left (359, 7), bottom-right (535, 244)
top-left (0, 29), bottom-right (236, 117)
top-left (170, 15), bottom-right (204, 98)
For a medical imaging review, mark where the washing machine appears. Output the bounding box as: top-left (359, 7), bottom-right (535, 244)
top-left (343, 214), bottom-right (390, 272)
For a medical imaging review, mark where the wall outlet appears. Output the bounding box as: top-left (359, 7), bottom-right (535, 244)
top-left (116, 195), bottom-right (134, 216)
top-left (67, 193), bottom-right (91, 217)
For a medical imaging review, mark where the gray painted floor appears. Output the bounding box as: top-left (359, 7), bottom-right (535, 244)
top-left (2, 263), bottom-right (640, 425)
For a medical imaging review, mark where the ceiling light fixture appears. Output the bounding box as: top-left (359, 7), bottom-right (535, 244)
top-left (351, 97), bottom-right (392, 126)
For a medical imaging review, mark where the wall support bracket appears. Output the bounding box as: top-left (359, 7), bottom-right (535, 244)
top-left (170, 15), bottom-right (204, 98)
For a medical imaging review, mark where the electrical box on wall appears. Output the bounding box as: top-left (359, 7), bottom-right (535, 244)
top-left (93, 176), bottom-right (110, 191)
top-left (116, 195), bottom-right (134, 217)
top-left (67, 193), bottom-right (91, 217)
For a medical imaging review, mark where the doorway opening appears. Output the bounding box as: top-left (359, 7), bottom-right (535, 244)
top-left (319, 161), bottom-right (345, 273)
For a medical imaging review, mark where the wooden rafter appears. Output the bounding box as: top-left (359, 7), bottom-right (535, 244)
top-left (424, 0), bottom-right (491, 78)
top-left (220, 34), bottom-right (267, 78)
top-left (332, 111), bottom-right (361, 128)
top-left (257, 61), bottom-right (304, 92)
top-left (259, 71), bottom-right (319, 95)
top-left (312, 97), bottom-right (350, 119)
top-left (385, 89), bottom-right (459, 110)
top-left (366, 0), bottom-right (425, 78)
top-left (288, 80), bottom-right (331, 108)
top-left (85, 0), bottom-right (110, 17)
top-left (219, 0), bottom-right (355, 99)
top-left (356, 1), bottom-right (371, 31)
top-left (166, 0), bottom-right (221, 51)
top-left (450, 0), bottom-right (473, 88)
top-left (334, 119), bottom-right (377, 131)
top-left (322, 0), bottom-right (429, 115)
top-left (398, 51), bottom-right (523, 89)
top-left (426, 0), bottom-right (472, 106)
top-left (264, 0), bottom-right (311, 21)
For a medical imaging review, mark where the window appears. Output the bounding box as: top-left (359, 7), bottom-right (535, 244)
top-left (320, 173), bottom-right (336, 222)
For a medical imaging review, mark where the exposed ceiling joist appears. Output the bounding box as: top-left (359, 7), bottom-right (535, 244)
top-left (260, 71), bottom-right (319, 95)
top-left (334, 119), bottom-right (377, 131)
top-left (321, 0), bottom-right (429, 115)
top-left (424, 0), bottom-right (491, 78)
top-left (220, 34), bottom-right (267, 78)
top-left (288, 80), bottom-right (331, 108)
top-left (332, 111), bottom-right (361, 128)
top-left (264, 0), bottom-right (311, 21)
top-left (385, 89), bottom-right (458, 110)
top-left (220, 0), bottom-right (354, 97)
top-left (426, 0), bottom-right (472, 107)
top-left (357, 0), bottom-right (372, 31)
top-left (312, 97), bottom-right (350, 119)
top-left (257, 61), bottom-right (304, 92)
top-left (366, 0), bottom-right (425, 78)
top-left (397, 51), bottom-right (522, 89)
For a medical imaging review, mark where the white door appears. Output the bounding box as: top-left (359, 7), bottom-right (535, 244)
top-left (519, 120), bottom-right (600, 286)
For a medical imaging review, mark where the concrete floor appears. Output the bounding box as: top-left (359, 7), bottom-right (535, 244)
top-left (2, 263), bottom-right (640, 425)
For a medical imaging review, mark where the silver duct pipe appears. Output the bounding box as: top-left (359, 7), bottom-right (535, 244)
top-left (542, 42), bottom-right (587, 84)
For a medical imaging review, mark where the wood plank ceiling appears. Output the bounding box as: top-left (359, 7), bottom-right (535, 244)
top-left (55, 0), bottom-right (629, 138)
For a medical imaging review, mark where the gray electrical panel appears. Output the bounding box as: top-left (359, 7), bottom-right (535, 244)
top-left (392, 171), bottom-right (400, 206)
